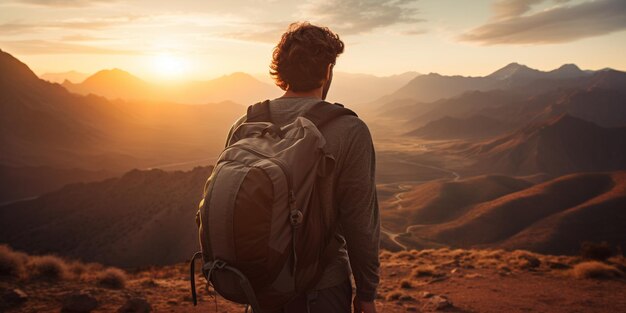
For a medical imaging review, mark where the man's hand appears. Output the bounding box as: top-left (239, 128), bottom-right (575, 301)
top-left (353, 296), bottom-right (377, 313)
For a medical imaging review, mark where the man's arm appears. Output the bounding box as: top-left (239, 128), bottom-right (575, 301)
top-left (335, 119), bottom-right (380, 302)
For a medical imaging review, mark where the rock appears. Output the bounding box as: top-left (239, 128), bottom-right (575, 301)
top-left (118, 297), bottom-right (152, 313)
top-left (464, 273), bottom-right (483, 279)
top-left (450, 268), bottom-right (460, 274)
top-left (421, 291), bottom-right (434, 298)
top-left (1, 288), bottom-right (28, 309)
top-left (61, 292), bottom-right (99, 313)
top-left (423, 295), bottom-right (453, 311)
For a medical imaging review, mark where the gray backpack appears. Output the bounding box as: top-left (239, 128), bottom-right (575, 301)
top-left (190, 100), bottom-right (357, 312)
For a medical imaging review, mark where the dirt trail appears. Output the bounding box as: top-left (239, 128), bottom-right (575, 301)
top-left (382, 156), bottom-right (461, 250)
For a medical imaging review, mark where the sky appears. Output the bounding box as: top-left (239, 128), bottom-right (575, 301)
top-left (1, 0), bottom-right (625, 81)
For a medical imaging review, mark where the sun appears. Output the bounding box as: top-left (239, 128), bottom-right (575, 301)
top-left (151, 53), bottom-right (188, 79)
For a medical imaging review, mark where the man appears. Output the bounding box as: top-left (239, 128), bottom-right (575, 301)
top-left (225, 22), bottom-right (380, 313)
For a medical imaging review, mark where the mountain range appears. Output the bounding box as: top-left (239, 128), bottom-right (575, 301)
top-left (61, 69), bottom-right (281, 105)
top-left (55, 68), bottom-right (418, 107)
top-left (2, 49), bottom-right (626, 268)
top-left (1, 49), bottom-right (245, 203)
top-left (377, 62), bottom-right (599, 106)
top-left (396, 171), bottom-right (626, 255)
top-left (0, 49), bottom-right (243, 172)
top-left (3, 165), bottom-right (624, 266)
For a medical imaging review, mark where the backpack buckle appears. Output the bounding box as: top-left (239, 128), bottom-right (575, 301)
top-left (213, 260), bottom-right (227, 269)
top-left (290, 209), bottom-right (303, 226)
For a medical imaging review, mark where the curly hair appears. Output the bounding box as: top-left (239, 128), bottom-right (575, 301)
top-left (270, 22), bottom-right (344, 92)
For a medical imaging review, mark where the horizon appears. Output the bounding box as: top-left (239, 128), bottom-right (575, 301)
top-left (1, 0), bottom-right (625, 81)
top-left (16, 54), bottom-right (624, 85)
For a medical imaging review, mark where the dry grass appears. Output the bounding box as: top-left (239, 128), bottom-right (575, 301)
top-left (97, 268), bottom-right (128, 289)
top-left (392, 251), bottom-right (416, 260)
top-left (27, 255), bottom-right (69, 281)
top-left (0, 244), bottom-right (27, 278)
top-left (571, 261), bottom-right (623, 279)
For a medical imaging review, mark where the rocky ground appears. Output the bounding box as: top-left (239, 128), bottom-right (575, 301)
top-left (2, 246), bottom-right (625, 313)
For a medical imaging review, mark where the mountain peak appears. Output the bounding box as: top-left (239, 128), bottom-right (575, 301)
top-left (557, 64), bottom-right (581, 71)
top-left (0, 49), bottom-right (40, 84)
top-left (488, 62), bottom-right (540, 80)
top-left (547, 63), bottom-right (586, 79)
top-left (82, 68), bottom-right (145, 85)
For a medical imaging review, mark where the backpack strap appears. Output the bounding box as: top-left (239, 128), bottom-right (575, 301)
top-left (246, 99), bottom-right (271, 123)
top-left (302, 101), bottom-right (358, 129)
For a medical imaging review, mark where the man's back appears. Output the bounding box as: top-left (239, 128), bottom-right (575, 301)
top-left (226, 97), bottom-right (380, 310)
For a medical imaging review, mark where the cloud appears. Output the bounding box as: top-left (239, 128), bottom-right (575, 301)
top-left (492, 0), bottom-right (547, 19)
top-left (0, 40), bottom-right (141, 55)
top-left (492, 0), bottom-right (572, 19)
top-left (300, 0), bottom-right (424, 35)
top-left (224, 0), bottom-right (426, 43)
top-left (11, 0), bottom-right (116, 7)
top-left (60, 34), bottom-right (109, 41)
top-left (461, 0), bottom-right (626, 44)
top-left (0, 16), bottom-right (142, 35)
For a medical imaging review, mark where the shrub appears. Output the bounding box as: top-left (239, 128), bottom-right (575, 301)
top-left (0, 245), bottom-right (27, 278)
top-left (68, 261), bottom-right (87, 278)
top-left (97, 268), bottom-right (127, 289)
top-left (571, 261), bottom-right (623, 279)
top-left (580, 241), bottom-right (612, 261)
top-left (28, 255), bottom-right (68, 281)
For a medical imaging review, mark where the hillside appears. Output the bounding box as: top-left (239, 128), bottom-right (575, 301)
top-left (1, 246), bottom-right (624, 313)
top-left (382, 175), bottom-right (533, 233)
top-left (0, 165), bottom-right (114, 204)
top-left (0, 167), bottom-right (212, 267)
top-left (404, 172), bottom-right (626, 255)
top-left (406, 115), bottom-right (510, 139)
top-left (467, 115), bottom-right (626, 175)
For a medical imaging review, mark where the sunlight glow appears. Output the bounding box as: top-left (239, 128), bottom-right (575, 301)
top-left (151, 53), bottom-right (188, 79)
